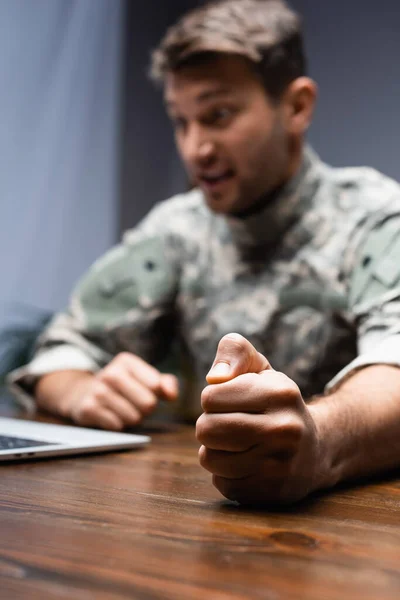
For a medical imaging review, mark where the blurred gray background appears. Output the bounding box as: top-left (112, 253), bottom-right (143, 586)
top-left (1, 0), bottom-right (399, 334)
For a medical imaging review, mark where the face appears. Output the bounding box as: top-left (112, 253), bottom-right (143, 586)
top-left (164, 55), bottom-right (296, 216)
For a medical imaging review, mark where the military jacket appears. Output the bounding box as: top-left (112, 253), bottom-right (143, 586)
top-left (10, 149), bottom-right (400, 417)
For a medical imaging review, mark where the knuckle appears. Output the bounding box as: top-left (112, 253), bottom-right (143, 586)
top-left (115, 352), bottom-right (130, 362)
top-left (198, 445), bottom-right (208, 468)
top-left (98, 365), bottom-right (121, 387)
top-left (286, 381), bottom-right (302, 403)
top-left (200, 386), bottom-right (213, 412)
top-left (274, 373), bottom-right (302, 403)
top-left (277, 415), bottom-right (305, 444)
top-left (289, 417), bottom-right (306, 440)
top-left (91, 380), bottom-right (109, 401)
top-left (115, 352), bottom-right (134, 366)
top-left (195, 413), bottom-right (212, 443)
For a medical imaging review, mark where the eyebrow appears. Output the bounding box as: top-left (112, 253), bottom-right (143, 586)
top-left (165, 87), bottom-right (233, 109)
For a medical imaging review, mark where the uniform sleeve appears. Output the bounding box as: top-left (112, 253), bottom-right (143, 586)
top-left (7, 203), bottom-right (182, 408)
top-left (326, 212), bottom-right (400, 392)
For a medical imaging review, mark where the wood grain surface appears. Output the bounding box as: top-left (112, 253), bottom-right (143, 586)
top-left (1, 398), bottom-right (400, 600)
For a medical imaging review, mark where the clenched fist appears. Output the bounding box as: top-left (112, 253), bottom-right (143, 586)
top-left (196, 333), bottom-right (322, 505)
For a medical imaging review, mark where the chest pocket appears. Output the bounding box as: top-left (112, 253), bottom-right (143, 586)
top-left (76, 237), bottom-right (177, 331)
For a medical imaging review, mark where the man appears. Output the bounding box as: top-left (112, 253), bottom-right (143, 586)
top-left (9, 0), bottom-right (400, 506)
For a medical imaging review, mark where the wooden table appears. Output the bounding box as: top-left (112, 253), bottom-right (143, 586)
top-left (1, 399), bottom-right (400, 600)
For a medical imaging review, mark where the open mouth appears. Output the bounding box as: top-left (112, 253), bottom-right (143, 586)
top-left (199, 170), bottom-right (235, 190)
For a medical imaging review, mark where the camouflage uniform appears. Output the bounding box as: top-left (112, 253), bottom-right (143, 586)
top-left (9, 148), bottom-right (400, 418)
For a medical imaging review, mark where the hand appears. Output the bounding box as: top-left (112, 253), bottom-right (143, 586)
top-left (45, 353), bottom-right (179, 431)
top-left (196, 333), bottom-right (321, 505)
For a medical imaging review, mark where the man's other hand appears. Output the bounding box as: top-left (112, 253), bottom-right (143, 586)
top-left (36, 353), bottom-right (179, 431)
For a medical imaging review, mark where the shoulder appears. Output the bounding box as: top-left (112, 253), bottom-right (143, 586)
top-left (329, 165), bottom-right (400, 251)
top-left (315, 163), bottom-right (400, 263)
top-left (122, 188), bottom-right (210, 245)
top-left (72, 189), bottom-right (210, 319)
top-left (323, 163), bottom-right (400, 217)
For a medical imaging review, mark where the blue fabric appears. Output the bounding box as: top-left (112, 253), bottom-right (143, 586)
top-left (0, 303), bottom-right (52, 384)
top-left (0, 0), bottom-right (123, 326)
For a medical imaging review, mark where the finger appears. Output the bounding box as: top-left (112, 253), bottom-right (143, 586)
top-left (101, 393), bottom-right (143, 427)
top-left (98, 368), bottom-right (158, 416)
top-left (196, 412), bottom-right (262, 451)
top-left (199, 446), bottom-right (282, 479)
top-left (91, 408), bottom-right (125, 431)
top-left (70, 382), bottom-right (142, 428)
top-left (159, 373), bottom-right (179, 401)
top-left (114, 353), bottom-right (179, 401)
top-left (116, 353), bottom-right (164, 393)
top-left (206, 333), bottom-right (272, 384)
top-left (199, 445), bottom-right (251, 478)
top-left (196, 411), bottom-right (303, 453)
top-left (199, 445), bottom-right (263, 479)
top-left (70, 397), bottom-right (124, 431)
top-left (212, 464), bottom-right (297, 506)
top-left (201, 371), bottom-right (301, 413)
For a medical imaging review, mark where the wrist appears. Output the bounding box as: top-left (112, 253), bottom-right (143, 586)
top-left (308, 397), bottom-right (345, 492)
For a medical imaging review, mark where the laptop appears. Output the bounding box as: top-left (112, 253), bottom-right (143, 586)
top-left (0, 417), bottom-right (150, 462)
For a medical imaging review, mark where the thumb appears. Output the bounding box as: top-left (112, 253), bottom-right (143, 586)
top-left (206, 333), bottom-right (272, 384)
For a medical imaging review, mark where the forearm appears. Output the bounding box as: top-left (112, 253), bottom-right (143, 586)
top-left (309, 365), bottom-right (400, 490)
top-left (35, 371), bottom-right (95, 417)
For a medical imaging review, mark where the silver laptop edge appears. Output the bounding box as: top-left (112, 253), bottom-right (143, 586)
top-left (0, 417), bottom-right (150, 462)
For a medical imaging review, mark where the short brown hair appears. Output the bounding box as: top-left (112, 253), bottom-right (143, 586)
top-left (150, 0), bottom-right (307, 100)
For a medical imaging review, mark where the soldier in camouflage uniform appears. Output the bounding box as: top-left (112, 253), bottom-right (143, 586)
top-left (9, 0), bottom-right (400, 505)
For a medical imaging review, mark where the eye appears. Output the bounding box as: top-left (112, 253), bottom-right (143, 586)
top-left (206, 107), bottom-right (235, 127)
top-left (215, 108), bottom-right (232, 120)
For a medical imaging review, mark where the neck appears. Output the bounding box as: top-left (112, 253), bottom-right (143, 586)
top-left (233, 138), bottom-right (304, 219)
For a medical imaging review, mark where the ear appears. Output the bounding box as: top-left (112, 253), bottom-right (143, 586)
top-left (282, 77), bottom-right (318, 135)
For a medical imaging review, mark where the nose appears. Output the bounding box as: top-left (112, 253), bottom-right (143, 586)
top-left (181, 123), bottom-right (216, 166)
